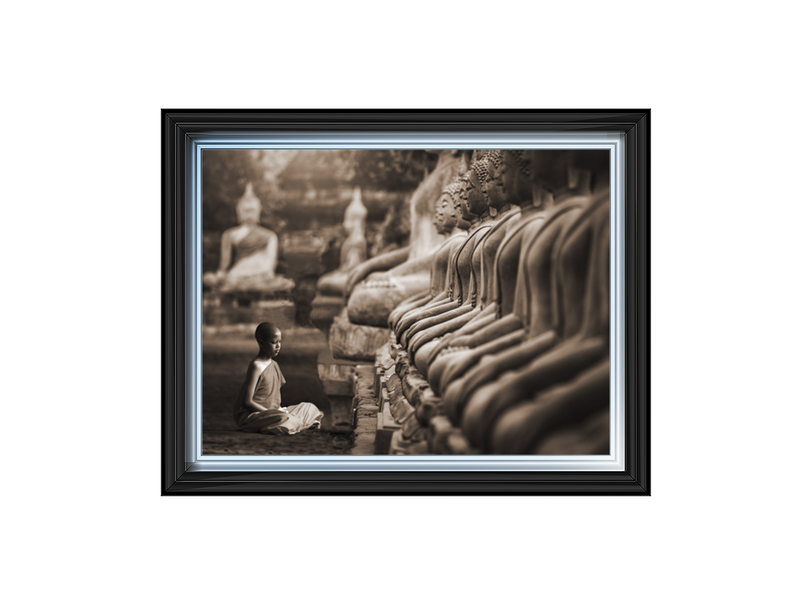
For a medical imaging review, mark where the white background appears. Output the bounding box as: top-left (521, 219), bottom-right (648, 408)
top-left (2, 1), bottom-right (802, 601)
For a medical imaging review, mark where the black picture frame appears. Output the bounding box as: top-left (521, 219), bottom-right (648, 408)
top-left (162, 109), bottom-right (650, 495)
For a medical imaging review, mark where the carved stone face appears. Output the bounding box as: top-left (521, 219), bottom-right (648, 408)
top-left (451, 190), bottom-right (470, 230)
top-left (440, 193), bottom-right (458, 233)
top-left (433, 193), bottom-right (448, 234)
top-left (236, 199), bottom-right (261, 225)
top-left (460, 169), bottom-right (488, 219)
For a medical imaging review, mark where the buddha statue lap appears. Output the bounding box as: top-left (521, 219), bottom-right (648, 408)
top-left (435, 152), bottom-right (594, 406)
top-left (460, 184), bottom-right (611, 451)
top-left (489, 359), bottom-right (610, 455)
top-left (203, 183), bottom-right (293, 293)
top-left (439, 195), bottom-right (591, 419)
top-left (410, 150), bottom-right (539, 375)
top-left (426, 152), bottom-right (565, 372)
top-left (395, 155), bottom-right (495, 349)
top-left (387, 179), bottom-right (469, 330)
top-left (426, 202), bottom-right (550, 394)
top-left (345, 150), bottom-right (466, 327)
top-left (486, 188), bottom-right (611, 454)
top-left (316, 188), bottom-right (368, 296)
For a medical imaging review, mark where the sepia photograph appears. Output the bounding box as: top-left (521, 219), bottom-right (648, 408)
top-left (200, 147), bottom-right (612, 457)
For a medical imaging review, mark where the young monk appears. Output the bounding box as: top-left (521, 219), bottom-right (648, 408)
top-left (232, 322), bottom-right (324, 435)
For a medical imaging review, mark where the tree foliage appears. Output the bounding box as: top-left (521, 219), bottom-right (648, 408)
top-left (202, 149), bottom-right (287, 233)
top-left (348, 150), bottom-right (438, 191)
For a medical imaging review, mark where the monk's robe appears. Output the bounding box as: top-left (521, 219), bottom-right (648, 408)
top-left (233, 361), bottom-right (323, 435)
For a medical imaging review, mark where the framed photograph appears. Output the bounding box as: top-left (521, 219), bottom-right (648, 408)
top-left (162, 110), bottom-right (649, 494)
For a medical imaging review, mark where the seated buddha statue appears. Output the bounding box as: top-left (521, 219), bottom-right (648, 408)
top-left (394, 153), bottom-right (496, 349)
top-left (203, 183), bottom-right (293, 292)
top-left (489, 359), bottom-right (610, 455)
top-left (424, 151), bottom-right (559, 393)
top-left (460, 164), bottom-right (611, 451)
top-left (345, 150), bottom-right (466, 327)
top-left (387, 178), bottom-right (470, 329)
top-left (435, 152), bottom-right (595, 404)
top-left (316, 188), bottom-right (368, 296)
top-left (409, 150), bottom-right (540, 376)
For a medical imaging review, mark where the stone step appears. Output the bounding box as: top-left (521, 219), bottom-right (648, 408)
top-left (329, 309), bottom-right (390, 361)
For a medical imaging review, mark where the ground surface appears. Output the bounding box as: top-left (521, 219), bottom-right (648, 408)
top-left (202, 328), bottom-right (354, 455)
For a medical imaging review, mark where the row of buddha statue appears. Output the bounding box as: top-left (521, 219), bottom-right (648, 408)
top-left (342, 148), bottom-right (611, 455)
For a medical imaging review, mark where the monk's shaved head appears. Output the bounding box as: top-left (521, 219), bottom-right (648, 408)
top-left (255, 322), bottom-right (280, 343)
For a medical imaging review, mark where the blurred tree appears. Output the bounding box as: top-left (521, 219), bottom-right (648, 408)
top-left (202, 149), bottom-right (288, 233)
top-left (203, 149), bottom-right (295, 273)
top-left (349, 150), bottom-right (438, 191)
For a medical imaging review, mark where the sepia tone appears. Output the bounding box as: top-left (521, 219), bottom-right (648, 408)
top-left (202, 149), bottom-right (610, 455)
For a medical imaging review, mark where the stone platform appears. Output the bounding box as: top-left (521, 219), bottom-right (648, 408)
top-left (311, 294), bottom-right (344, 332)
top-left (317, 350), bottom-right (358, 433)
top-left (329, 308), bottom-right (389, 361)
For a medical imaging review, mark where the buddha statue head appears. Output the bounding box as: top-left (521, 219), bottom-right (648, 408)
top-left (569, 149), bottom-right (610, 193)
top-left (476, 150), bottom-right (505, 215)
top-left (525, 150), bottom-right (572, 205)
top-left (433, 192), bottom-right (447, 234)
top-left (477, 150), bottom-right (535, 215)
top-left (235, 183), bottom-right (262, 226)
top-left (459, 157), bottom-right (491, 222)
top-left (343, 187), bottom-right (368, 238)
top-left (437, 179), bottom-right (470, 234)
top-left (506, 150), bottom-right (537, 205)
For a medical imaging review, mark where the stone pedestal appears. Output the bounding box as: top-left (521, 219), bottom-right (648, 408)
top-left (375, 385), bottom-right (401, 454)
top-left (351, 365), bottom-right (380, 455)
top-left (311, 294), bottom-right (344, 331)
top-left (329, 309), bottom-right (390, 361)
top-left (317, 352), bottom-right (358, 433)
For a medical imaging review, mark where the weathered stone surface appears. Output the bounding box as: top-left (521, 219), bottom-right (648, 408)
top-left (329, 309), bottom-right (389, 361)
top-left (311, 294), bottom-right (344, 329)
top-left (373, 388), bottom-right (403, 454)
top-left (385, 372), bottom-right (403, 403)
top-left (350, 365), bottom-right (379, 455)
top-left (317, 361), bottom-right (357, 397)
top-left (347, 276), bottom-right (429, 327)
top-left (376, 343), bottom-right (395, 371)
top-left (403, 374), bottom-right (429, 408)
top-left (389, 396), bottom-right (415, 425)
top-left (401, 413), bottom-right (427, 441)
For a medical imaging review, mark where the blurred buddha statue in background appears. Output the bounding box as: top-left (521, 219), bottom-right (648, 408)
top-left (203, 183), bottom-right (292, 292)
top-left (345, 150), bottom-right (467, 327)
top-left (316, 187), bottom-right (368, 296)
